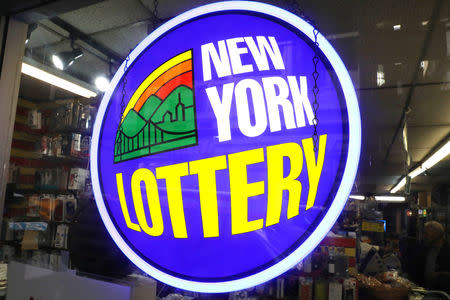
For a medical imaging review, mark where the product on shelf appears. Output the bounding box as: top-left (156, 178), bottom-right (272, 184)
top-left (3, 97), bottom-right (94, 274)
top-left (46, 101), bottom-right (96, 133)
top-left (28, 109), bottom-right (42, 129)
top-left (53, 196), bottom-right (64, 222)
top-left (68, 168), bottom-right (89, 190)
top-left (328, 280), bottom-right (342, 300)
top-left (70, 133), bottom-right (82, 157)
top-left (39, 194), bottom-right (54, 221)
top-left (54, 224), bottom-right (69, 249)
top-left (80, 135), bottom-right (91, 158)
top-left (22, 230), bottom-right (39, 250)
top-left (34, 168), bottom-right (69, 191)
top-left (63, 195), bottom-right (77, 222)
top-left (40, 136), bottom-right (49, 156)
top-left (343, 278), bottom-right (357, 300)
top-left (26, 194), bottom-right (40, 217)
top-left (299, 277), bottom-right (313, 300)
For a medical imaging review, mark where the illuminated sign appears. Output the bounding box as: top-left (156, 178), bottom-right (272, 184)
top-left (91, 1), bottom-right (361, 293)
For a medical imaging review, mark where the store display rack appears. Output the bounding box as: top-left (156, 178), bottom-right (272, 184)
top-left (1, 97), bottom-right (97, 272)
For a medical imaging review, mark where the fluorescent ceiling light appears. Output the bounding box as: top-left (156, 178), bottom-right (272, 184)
top-left (349, 194), bottom-right (405, 202)
top-left (409, 166), bottom-right (424, 179)
top-left (422, 140), bottom-right (450, 170)
top-left (393, 24), bottom-right (401, 31)
top-left (349, 195), bottom-right (365, 200)
top-left (421, 20), bottom-right (429, 26)
top-left (391, 139), bottom-right (450, 193)
top-left (391, 177), bottom-right (406, 194)
top-left (21, 59), bottom-right (97, 98)
top-left (375, 195), bottom-right (405, 202)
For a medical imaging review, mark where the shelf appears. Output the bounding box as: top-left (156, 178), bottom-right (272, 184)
top-left (0, 241), bottom-right (68, 251)
top-left (12, 189), bottom-right (89, 201)
top-left (39, 246), bottom-right (68, 251)
top-left (5, 218), bottom-right (71, 225)
top-left (13, 189), bottom-right (73, 195)
top-left (45, 128), bottom-right (92, 136)
top-left (40, 155), bottom-right (89, 164)
top-left (0, 240), bottom-right (20, 246)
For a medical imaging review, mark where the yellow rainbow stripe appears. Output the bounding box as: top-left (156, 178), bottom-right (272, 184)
top-left (121, 50), bottom-right (192, 122)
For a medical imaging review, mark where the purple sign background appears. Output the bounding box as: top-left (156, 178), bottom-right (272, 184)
top-left (96, 12), bottom-right (348, 281)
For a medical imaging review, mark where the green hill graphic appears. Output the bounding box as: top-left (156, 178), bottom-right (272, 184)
top-left (114, 85), bottom-right (197, 162)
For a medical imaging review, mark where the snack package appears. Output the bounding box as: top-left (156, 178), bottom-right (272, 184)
top-left (39, 194), bottom-right (55, 221)
top-left (26, 194), bottom-right (40, 217)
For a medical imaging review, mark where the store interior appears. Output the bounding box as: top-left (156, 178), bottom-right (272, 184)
top-left (0, 0), bottom-right (450, 299)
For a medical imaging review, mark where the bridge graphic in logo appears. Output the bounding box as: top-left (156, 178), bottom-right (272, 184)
top-left (114, 50), bottom-right (197, 163)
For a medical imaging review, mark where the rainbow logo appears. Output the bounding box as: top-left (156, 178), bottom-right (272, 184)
top-left (114, 50), bottom-right (197, 163)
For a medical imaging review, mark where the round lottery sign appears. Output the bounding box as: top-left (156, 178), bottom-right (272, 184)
top-left (91, 1), bottom-right (361, 293)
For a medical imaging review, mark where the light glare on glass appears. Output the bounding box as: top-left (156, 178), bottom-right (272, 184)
top-left (95, 76), bottom-right (110, 92)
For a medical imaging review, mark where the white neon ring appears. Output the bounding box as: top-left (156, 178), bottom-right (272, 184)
top-left (90, 1), bottom-right (361, 293)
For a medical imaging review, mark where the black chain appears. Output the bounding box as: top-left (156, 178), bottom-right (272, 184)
top-left (152, 0), bottom-right (159, 29)
top-left (117, 52), bottom-right (131, 157)
top-left (312, 25), bottom-right (320, 153)
top-left (288, 0), bottom-right (320, 153)
top-left (120, 54), bottom-right (131, 123)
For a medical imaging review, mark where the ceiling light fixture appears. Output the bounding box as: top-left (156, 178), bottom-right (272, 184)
top-left (390, 139), bottom-right (450, 193)
top-left (52, 35), bottom-right (83, 70)
top-left (349, 195), bottom-right (365, 200)
top-left (94, 76), bottom-right (110, 92)
top-left (422, 140), bottom-right (450, 169)
top-left (375, 195), bottom-right (405, 202)
top-left (391, 177), bottom-right (406, 194)
top-left (22, 57), bottom-right (97, 98)
top-left (52, 48), bottom-right (83, 70)
top-left (393, 24), bottom-right (401, 31)
top-left (408, 165), bottom-right (424, 179)
top-left (349, 194), bottom-right (406, 202)
top-left (25, 23), bottom-right (37, 45)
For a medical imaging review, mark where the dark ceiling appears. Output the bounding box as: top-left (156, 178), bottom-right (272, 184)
top-left (8, 0), bottom-right (450, 195)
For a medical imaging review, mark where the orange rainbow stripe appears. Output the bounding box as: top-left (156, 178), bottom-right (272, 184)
top-left (154, 71), bottom-right (193, 100)
top-left (121, 50), bottom-right (192, 122)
